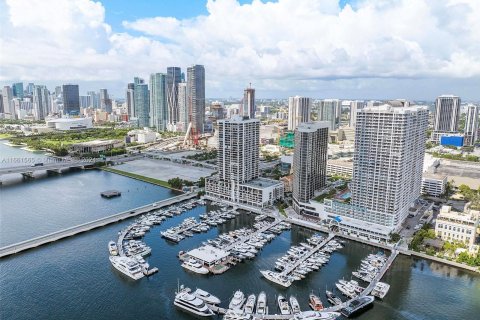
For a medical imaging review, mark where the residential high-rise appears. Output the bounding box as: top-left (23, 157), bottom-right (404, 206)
top-left (288, 96), bottom-right (311, 131)
top-left (0, 94), bottom-right (3, 113)
top-left (99, 89), bottom-right (112, 113)
top-left (2, 86), bottom-right (14, 115)
top-left (27, 83), bottom-right (35, 95)
top-left (167, 67), bottom-right (182, 125)
top-left (149, 73), bottom-right (168, 131)
top-left (187, 65), bottom-right (205, 136)
top-left (134, 78), bottom-right (150, 128)
top-left (432, 95), bottom-right (461, 142)
top-left (87, 91), bottom-right (99, 109)
top-left (318, 99), bottom-right (341, 131)
top-left (350, 105), bottom-right (428, 229)
top-left (62, 84), bottom-right (80, 115)
top-left (242, 85), bottom-right (255, 119)
top-left (205, 115), bottom-right (283, 208)
top-left (55, 86), bottom-right (62, 98)
top-left (349, 100), bottom-right (364, 127)
top-left (126, 83), bottom-right (135, 118)
top-left (33, 85), bottom-right (49, 120)
top-left (12, 83), bottom-right (24, 99)
top-left (177, 82), bottom-right (188, 131)
top-left (464, 104), bottom-right (479, 146)
top-left (292, 121), bottom-right (329, 214)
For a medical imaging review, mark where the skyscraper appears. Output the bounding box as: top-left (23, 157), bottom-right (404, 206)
top-left (33, 85), bottom-right (49, 120)
top-left (126, 83), bottom-right (135, 118)
top-left (187, 65), bottom-right (205, 136)
top-left (87, 91), bottom-right (99, 109)
top-left (242, 85), bottom-right (255, 119)
top-left (149, 73), bottom-right (168, 131)
top-left (349, 100), bottom-right (364, 127)
top-left (12, 83), bottom-right (24, 99)
top-left (99, 89), bottom-right (112, 113)
top-left (0, 94), bottom-right (3, 113)
top-left (350, 105), bottom-right (428, 229)
top-left (167, 67), bottom-right (182, 125)
top-left (2, 86), bottom-right (14, 115)
top-left (27, 83), bottom-right (35, 95)
top-left (292, 121), bottom-right (329, 214)
top-left (177, 82), bottom-right (188, 130)
top-left (134, 78), bottom-right (150, 128)
top-left (432, 95), bottom-right (461, 142)
top-left (464, 104), bottom-right (479, 146)
top-left (288, 96), bottom-right (311, 131)
top-left (62, 84), bottom-right (80, 115)
top-left (318, 99), bottom-right (341, 131)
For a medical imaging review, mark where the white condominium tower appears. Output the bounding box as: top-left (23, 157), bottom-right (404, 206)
top-left (318, 99), bottom-right (341, 131)
top-left (288, 96), bottom-right (311, 131)
top-left (432, 95), bottom-right (461, 142)
top-left (350, 105), bottom-right (428, 229)
top-left (349, 100), bottom-right (364, 127)
top-left (292, 121), bottom-right (329, 214)
top-left (217, 116), bottom-right (260, 183)
top-left (464, 104), bottom-right (479, 146)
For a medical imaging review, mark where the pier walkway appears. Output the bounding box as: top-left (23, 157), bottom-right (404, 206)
top-left (280, 233), bottom-right (335, 276)
top-left (0, 192), bottom-right (198, 258)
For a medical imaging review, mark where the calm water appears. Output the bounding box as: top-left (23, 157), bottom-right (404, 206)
top-left (0, 143), bottom-right (479, 320)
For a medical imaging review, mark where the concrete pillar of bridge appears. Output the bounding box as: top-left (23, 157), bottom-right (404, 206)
top-left (21, 171), bottom-right (35, 179)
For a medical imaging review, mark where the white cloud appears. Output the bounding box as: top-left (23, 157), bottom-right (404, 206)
top-left (1, 0), bottom-right (480, 98)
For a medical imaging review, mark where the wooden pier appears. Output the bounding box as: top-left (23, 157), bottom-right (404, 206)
top-left (0, 192), bottom-right (198, 258)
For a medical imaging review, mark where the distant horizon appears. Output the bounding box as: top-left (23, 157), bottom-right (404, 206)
top-left (1, 0), bottom-right (480, 100)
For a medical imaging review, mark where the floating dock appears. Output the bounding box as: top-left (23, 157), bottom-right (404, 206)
top-left (101, 190), bottom-right (122, 198)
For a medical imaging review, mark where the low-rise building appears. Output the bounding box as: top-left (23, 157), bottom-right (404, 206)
top-left (435, 204), bottom-right (479, 253)
top-left (421, 173), bottom-right (447, 197)
top-left (280, 175), bottom-right (293, 193)
top-left (71, 139), bottom-right (124, 154)
top-left (327, 160), bottom-right (353, 177)
top-left (46, 117), bottom-right (93, 130)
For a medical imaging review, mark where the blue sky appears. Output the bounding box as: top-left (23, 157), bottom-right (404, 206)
top-left (1, 0), bottom-right (479, 100)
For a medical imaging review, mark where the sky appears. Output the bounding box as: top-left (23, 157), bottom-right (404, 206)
top-left (1, 0), bottom-right (479, 100)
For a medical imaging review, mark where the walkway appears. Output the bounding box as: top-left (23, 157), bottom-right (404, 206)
top-left (0, 192), bottom-right (198, 258)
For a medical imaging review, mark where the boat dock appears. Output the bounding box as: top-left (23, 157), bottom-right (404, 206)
top-left (279, 233), bottom-right (335, 277)
top-left (207, 304), bottom-right (317, 319)
top-left (323, 249), bottom-right (399, 312)
top-left (100, 190), bottom-right (122, 198)
top-left (0, 192), bottom-right (198, 258)
top-left (223, 219), bottom-right (283, 252)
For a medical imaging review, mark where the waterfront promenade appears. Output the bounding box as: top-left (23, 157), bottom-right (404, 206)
top-left (0, 192), bottom-right (197, 258)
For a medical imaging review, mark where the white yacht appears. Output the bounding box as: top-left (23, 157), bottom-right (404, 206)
top-left (277, 294), bottom-right (291, 315)
top-left (293, 311), bottom-right (341, 320)
top-left (108, 241), bottom-right (118, 256)
top-left (223, 309), bottom-right (252, 320)
top-left (260, 270), bottom-right (292, 288)
top-left (109, 256), bottom-right (144, 280)
top-left (229, 290), bottom-right (246, 311)
top-left (290, 296), bottom-right (301, 314)
top-left (256, 291), bottom-right (268, 315)
top-left (181, 258), bottom-right (209, 274)
top-left (174, 290), bottom-right (215, 317)
top-left (244, 294), bottom-right (256, 314)
top-left (193, 288), bottom-right (221, 305)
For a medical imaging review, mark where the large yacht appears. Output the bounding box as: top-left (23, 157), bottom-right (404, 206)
top-left (293, 311), bottom-right (341, 320)
top-left (278, 294), bottom-right (291, 315)
top-left (181, 258), bottom-right (209, 274)
top-left (174, 290), bottom-right (215, 317)
top-left (108, 241), bottom-right (118, 256)
top-left (256, 291), bottom-right (268, 315)
top-left (228, 290), bottom-right (246, 311)
top-left (193, 288), bottom-right (221, 305)
top-left (109, 256), bottom-right (144, 280)
top-left (244, 294), bottom-right (256, 314)
top-left (290, 296), bottom-right (301, 314)
top-left (340, 295), bottom-right (374, 318)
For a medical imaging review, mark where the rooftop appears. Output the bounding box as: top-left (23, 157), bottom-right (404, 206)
top-left (187, 245), bottom-right (229, 264)
top-left (72, 139), bottom-right (122, 147)
top-left (297, 121), bottom-right (330, 132)
top-left (242, 178), bottom-right (283, 189)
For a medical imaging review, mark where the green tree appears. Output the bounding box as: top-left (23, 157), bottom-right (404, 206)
top-left (168, 177), bottom-right (183, 189)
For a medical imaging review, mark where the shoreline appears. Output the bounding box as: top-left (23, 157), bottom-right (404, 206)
top-left (101, 166), bottom-right (182, 192)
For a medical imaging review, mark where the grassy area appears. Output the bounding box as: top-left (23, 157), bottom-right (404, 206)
top-left (101, 167), bottom-right (177, 190)
top-left (313, 188), bottom-right (337, 203)
top-left (429, 151), bottom-right (479, 162)
top-left (0, 133), bottom-right (13, 139)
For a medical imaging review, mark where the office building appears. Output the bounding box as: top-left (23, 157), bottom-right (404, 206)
top-left (0, 94), bottom-right (3, 113)
top-left (464, 104), bottom-right (479, 146)
top-left (126, 83), bottom-right (135, 118)
top-left (187, 65), bottom-right (205, 136)
top-left (318, 99), bottom-right (341, 131)
top-left (177, 82), bottom-right (188, 131)
top-left (99, 89), bottom-right (112, 113)
top-left (149, 73), bottom-right (168, 131)
top-left (27, 83), bottom-right (35, 95)
top-left (421, 173), bottom-right (447, 197)
top-left (288, 96), bottom-right (311, 131)
top-left (205, 116), bottom-right (283, 209)
top-left (12, 82), bottom-right (24, 99)
top-left (435, 205), bottom-right (479, 253)
top-left (167, 67), bottom-right (182, 125)
top-left (2, 86), bottom-right (14, 115)
top-left (242, 85), bottom-right (255, 119)
top-left (33, 85), bottom-right (50, 120)
top-left (432, 95), bottom-right (461, 142)
top-left (62, 84), bottom-right (80, 115)
top-left (134, 78), bottom-right (150, 128)
top-left (292, 121), bottom-right (329, 214)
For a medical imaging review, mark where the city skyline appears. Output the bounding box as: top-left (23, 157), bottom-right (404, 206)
top-left (1, 0), bottom-right (480, 100)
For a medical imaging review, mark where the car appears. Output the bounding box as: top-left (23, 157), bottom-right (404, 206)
top-left (408, 213), bottom-right (415, 218)
top-left (406, 225), bottom-right (411, 230)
